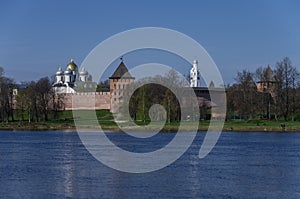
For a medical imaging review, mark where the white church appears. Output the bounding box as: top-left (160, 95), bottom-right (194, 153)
top-left (53, 59), bottom-right (96, 93)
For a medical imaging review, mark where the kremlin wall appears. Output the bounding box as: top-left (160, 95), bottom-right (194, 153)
top-left (61, 92), bottom-right (111, 111)
top-left (51, 58), bottom-right (226, 119)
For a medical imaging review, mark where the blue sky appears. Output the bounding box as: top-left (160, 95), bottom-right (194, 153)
top-left (0, 0), bottom-right (299, 84)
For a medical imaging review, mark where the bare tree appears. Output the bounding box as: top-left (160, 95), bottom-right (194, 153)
top-left (290, 67), bottom-right (299, 121)
top-left (275, 57), bottom-right (294, 121)
top-left (234, 69), bottom-right (258, 119)
top-left (0, 66), bottom-right (15, 123)
top-left (35, 77), bottom-right (53, 121)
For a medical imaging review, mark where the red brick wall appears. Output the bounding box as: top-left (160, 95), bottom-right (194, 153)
top-left (59, 92), bottom-right (111, 110)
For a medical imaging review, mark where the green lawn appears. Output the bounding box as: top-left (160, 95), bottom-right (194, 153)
top-left (4, 109), bottom-right (300, 132)
top-left (224, 119), bottom-right (300, 127)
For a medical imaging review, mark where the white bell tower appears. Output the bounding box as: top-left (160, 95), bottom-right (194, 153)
top-left (190, 60), bottom-right (200, 87)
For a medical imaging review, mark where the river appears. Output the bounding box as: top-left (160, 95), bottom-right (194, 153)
top-left (0, 131), bottom-right (299, 199)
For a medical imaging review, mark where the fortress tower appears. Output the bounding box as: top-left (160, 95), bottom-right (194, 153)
top-left (109, 59), bottom-right (135, 113)
top-left (256, 65), bottom-right (277, 98)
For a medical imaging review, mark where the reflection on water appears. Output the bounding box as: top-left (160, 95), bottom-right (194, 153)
top-left (0, 131), bottom-right (300, 198)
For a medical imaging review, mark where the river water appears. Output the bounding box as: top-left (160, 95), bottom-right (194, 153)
top-left (0, 131), bottom-right (299, 199)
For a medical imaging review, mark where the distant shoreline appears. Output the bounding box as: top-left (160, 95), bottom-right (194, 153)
top-left (0, 121), bottom-right (299, 132)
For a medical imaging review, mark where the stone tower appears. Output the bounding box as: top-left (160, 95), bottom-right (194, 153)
top-left (256, 65), bottom-right (277, 98)
top-left (109, 59), bottom-right (135, 113)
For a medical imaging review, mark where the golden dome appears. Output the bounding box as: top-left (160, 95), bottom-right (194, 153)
top-left (66, 59), bottom-right (78, 71)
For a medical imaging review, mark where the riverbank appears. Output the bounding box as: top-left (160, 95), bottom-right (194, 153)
top-left (1, 120), bottom-right (300, 132)
top-left (3, 110), bottom-right (300, 132)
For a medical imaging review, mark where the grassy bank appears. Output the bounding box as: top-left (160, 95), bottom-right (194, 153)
top-left (223, 120), bottom-right (300, 132)
top-left (1, 110), bottom-right (300, 132)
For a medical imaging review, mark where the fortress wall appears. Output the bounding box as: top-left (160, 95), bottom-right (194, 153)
top-left (59, 92), bottom-right (111, 110)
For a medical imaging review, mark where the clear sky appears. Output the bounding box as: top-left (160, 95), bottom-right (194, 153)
top-left (0, 0), bottom-right (299, 84)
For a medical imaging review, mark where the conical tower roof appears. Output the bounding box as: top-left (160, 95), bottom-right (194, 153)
top-left (109, 60), bottom-right (134, 79)
top-left (263, 65), bottom-right (276, 82)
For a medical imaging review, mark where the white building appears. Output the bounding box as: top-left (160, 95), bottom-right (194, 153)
top-left (53, 59), bottom-right (94, 93)
top-left (190, 60), bottom-right (200, 87)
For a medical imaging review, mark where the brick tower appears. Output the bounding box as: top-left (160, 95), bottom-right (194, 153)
top-left (109, 59), bottom-right (135, 113)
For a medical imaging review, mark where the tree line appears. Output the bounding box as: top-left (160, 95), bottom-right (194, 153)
top-left (0, 67), bottom-right (64, 123)
top-left (1, 56), bottom-right (299, 124)
top-left (227, 57), bottom-right (300, 121)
